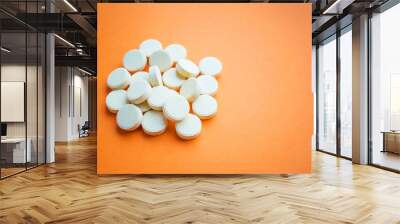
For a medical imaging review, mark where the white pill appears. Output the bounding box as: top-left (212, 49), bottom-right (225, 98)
top-left (199, 56), bottom-right (223, 77)
top-left (136, 101), bottom-right (151, 113)
top-left (147, 86), bottom-right (175, 111)
top-left (180, 77), bottom-right (201, 102)
top-left (168, 88), bottom-right (180, 97)
top-left (106, 90), bottom-right (128, 113)
top-left (163, 95), bottom-right (190, 122)
top-left (142, 110), bottom-right (167, 136)
top-left (192, 95), bottom-right (218, 119)
top-left (148, 65), bottom-right (163, 87)
top-left (176, 59), bottom-right (200, 78)
top-left (175, 114), bottom-right (202, 140)
top-left (123, 49), bottom-right (147, 72)
top-left (130, 71), bottom-right (150, 84)
top-left (165, 44), bottom-right (187, 63)
top-left (107, 67), bottom-right (131, 90)
top-left (127, 79), bottom-right (151, 104)
top-left (162, 68), bottom-right (186, 90)
top-left (116, 104), bottom-right (143, 131)
top-left (149, 50), bottom-right (172, 72)
top-left (197, 75), bottom-right (218, 96)
top-left (139, 39), bottom-right (162, 57)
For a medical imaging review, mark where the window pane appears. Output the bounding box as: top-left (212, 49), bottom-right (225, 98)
top-left (340, 29), bottom-right (352, 158)
top-left (371, 3), bottom-right (400, 171)
top-left (318, 36), bottom-right (337, 154)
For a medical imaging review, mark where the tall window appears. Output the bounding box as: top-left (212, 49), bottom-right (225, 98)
top-left (317, 36), bottom-right (337, 154)
top-left (371, 3), bottom-right (400, 171)
top-left (340, 28), bottom-right (352, 158)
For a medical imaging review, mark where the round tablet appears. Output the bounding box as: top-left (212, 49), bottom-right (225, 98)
top-left (162, 68), bottom-right (186, 90)
top-left (123, 49), bottom-right (147, 72)
top-left (163, 95), bottom-right (190, 122)
top-left (149, 50), bottom-right (172, 72)
top-left (175, 114), bottom-right (202, 140)
top-left (116, 104), bottom-right (143, 131)
top-left (142, 110), bottom-right (167, 136)
top-left (130, 71), bottom-right (150, 84)
top-left (192, 95), bottom-right (218, 119)
top-left (176, 59), bottom-right (200, 78)
top-left (147, 86), bottom-right (175, 111)
top-left (127, 79), bottom-right (151, 104)
top-left (139, 39), bottom-right (162, 57)
top-left (106, 90), bottom-right (128, 113)
top-left (197, 75), bottom-right (218, 96)
top-left (165, 44), bottom-right (187, 63)
top-left (180, 78), bottom-right (201, 102)
top-left (148, 66), bottom-right (163, 87)
top-left (136, 101), bottom-right (151, 113)
top-left (199, 56), bottom-right (223, 77)
top-left (107, 67), bottom-right (131, 90)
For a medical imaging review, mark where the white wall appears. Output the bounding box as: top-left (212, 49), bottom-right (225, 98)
top-left (1, 65), bottom-right (39, 138)
top-left (1, 63), bottom-right (46, 164)
top-left (71, 73), bottom-right (89, 139)
top-left (55, 67), bottom-right (70, 141)
top-left (1, 65), bottom-right (27, 141)
top-left (54, 67), bottom-right (89, 141)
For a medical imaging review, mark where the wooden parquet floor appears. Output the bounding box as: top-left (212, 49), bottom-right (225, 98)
top-left (1, 136), bottom-right (400, 224)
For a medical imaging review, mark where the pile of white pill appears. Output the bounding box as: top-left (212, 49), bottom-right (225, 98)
top-left (106, 39), bottom-right (222, 140)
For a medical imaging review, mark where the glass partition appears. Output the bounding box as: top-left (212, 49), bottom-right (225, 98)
top-left (0, 1), bottom-right (46, 179)
top-left (0, 30), bottom-right (28, 177)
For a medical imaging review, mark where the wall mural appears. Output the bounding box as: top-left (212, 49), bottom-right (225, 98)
top-left (97, 4), bottom-right (312, 174)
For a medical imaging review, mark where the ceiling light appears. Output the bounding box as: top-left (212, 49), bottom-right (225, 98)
top-left (78, 67), bottom-right (93, 76)
top-left (54, 34), bottom-right (75, 48)
top-left (63, 0), bottom-right (78, 12)
top-left (323, 0), bottom-right (355, 15)
top-left (1, 47), bottom-right (11, 53)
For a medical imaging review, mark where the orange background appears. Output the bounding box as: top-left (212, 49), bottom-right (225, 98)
top-left (97, 3), bottom-right (312, 174)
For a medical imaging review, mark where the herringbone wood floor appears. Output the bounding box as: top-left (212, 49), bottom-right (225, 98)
top-left (1, 136), bottom-right (400, 224)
